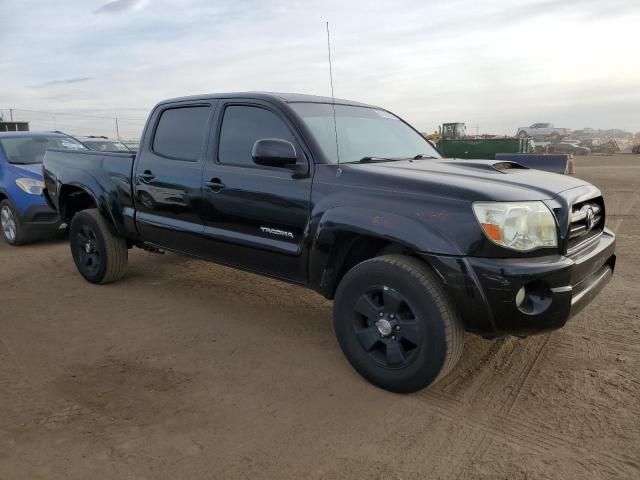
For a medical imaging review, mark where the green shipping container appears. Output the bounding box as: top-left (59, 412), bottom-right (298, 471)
top-left (437, 138), bottom-right (530, 159)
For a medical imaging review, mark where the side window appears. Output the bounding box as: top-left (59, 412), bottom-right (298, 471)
top-left (218, 105), bottom-right (295, 167)
top-left (152, 106), bottom-right (211, 161)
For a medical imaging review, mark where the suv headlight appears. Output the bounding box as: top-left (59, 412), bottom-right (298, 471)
top-left (15, 178), bottom-right (45, 195)
top-left (472, 201), bottom-right (558, 252)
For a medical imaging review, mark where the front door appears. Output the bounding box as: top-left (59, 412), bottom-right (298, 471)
top-left (200, 101), bottom-right (313, 282)
top-left (134, 102), bottom-right (215, 254)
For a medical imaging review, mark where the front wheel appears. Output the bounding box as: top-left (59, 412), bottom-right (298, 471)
top-left (69, 209), bottom-right (128, 284)
top-left (0, 200), bottom-right (28, 246)
top-left (333, 254), bottom-right (464, 393)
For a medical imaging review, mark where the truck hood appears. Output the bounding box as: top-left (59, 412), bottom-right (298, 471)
top-left (7, 163), bottom-right (43, 179)
top-left (343, 158), bottom-right (589, 202)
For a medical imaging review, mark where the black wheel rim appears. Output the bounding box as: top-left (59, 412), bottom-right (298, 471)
top-left (74, 225), bottom-right (101, 274)
top-left (352, 286), bottom-right (421, 368)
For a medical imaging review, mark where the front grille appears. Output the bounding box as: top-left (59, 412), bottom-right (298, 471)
top-left (567, 196), bottom-right (604, 252)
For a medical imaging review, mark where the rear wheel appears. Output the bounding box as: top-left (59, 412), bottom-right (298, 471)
top-left (333, 254), bottom-right (464, 393)
top-left (0, 200), bottom-right (28, 246)
top-left (69, 209), bottom-right (128, 284)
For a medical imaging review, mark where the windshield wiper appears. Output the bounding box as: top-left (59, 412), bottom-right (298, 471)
top-left (350, 156), bottom-right (402, 164)
top-left (346, 155), bottom-right (437, 164)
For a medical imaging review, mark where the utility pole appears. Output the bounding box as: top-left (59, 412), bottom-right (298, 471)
top-left (474, 124), bottom-right (480, 136)
top-left (115, 118), bottom-right (120, 140)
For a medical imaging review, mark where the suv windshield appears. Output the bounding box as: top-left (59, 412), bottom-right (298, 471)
top-left (290, 103), bottom-right (440, 164)
top-left (83, 140), bottom-right (131, 152)
top-left (0, 135), bottom-right (87, 164)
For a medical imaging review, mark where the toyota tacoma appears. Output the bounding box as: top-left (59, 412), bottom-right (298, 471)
top-left (42, 92), bottom-right (616, 393)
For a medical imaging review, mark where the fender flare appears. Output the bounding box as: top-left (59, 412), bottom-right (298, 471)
top-left (57, 179), bottom-right (122, 236)
top-left (308, 206), bottom-right (462, 295)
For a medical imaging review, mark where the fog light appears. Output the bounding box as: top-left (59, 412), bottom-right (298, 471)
top-left (515, 287), bottom-right (526, 307)
top-left (515, 280), bottom-right (553, 315)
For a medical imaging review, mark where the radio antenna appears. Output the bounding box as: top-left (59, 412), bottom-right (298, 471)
top-left (326, 21), bottom-right (340, 166)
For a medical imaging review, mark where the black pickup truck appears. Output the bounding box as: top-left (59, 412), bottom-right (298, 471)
top-left (43, 92), bottom-right (616, 393)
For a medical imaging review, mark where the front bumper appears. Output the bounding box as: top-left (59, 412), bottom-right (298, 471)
top-left (422, 228), bottom-right (616, 337)
top-left (18, 203), bottom-right (63, 238)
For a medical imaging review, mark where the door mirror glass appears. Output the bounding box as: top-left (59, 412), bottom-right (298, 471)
top-left (252, 138), bottom-right (297, 167)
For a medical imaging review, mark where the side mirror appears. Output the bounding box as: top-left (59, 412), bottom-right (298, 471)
top-left (252, 138), bottom-right (297, 167)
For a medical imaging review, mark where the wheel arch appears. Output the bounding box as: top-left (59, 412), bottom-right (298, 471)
top-left (309, 207), bottom-right (458, 299)
top-left (57, 183), bottom-right (122, 237)
top-left (59, 184), bottom-right (98, 220)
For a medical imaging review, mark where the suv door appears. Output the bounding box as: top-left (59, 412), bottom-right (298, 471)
top-left (134, 102), bottom-right (216, 253)
top-left (200, 100), bottom-right (312, 282)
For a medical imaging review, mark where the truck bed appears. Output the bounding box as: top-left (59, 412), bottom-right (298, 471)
top-left (43, 149), bottom-right (137, 236)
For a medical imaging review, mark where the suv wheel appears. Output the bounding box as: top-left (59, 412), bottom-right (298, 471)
top-left (69, 209), bottom-right (128, 284)
top-left (333, 254), bottom-right (464, 393)
top-left (0, 200), bottom-right (28, 246)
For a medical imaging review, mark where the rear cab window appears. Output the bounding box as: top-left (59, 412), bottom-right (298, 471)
top-left (152, 106), bottom-right (211, 161)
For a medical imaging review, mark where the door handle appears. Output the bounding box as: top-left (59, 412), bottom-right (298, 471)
top-left (138, 170), bottom-right (155, 182)
top-left (205, 178), bottom-right (225, 192)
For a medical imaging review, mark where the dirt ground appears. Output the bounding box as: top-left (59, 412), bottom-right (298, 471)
top-left (1, 154), bottom-right (639, 480)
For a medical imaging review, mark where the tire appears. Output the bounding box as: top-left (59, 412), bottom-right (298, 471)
top-left (333, 254), bottom-right (464, 393)
top-left (69, 209), bottom-right (128, 284)
top-left (518, 131), bottom-right (528, 138)
top-left (0, 200), bottom-right (29, 246)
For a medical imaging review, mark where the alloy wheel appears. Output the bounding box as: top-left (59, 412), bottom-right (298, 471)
top-left (74, 224), bottom-right (101, 274)
top-left (1, 206), bottom-right (17, 243)
top-left (352, 286), bottom-right (422, 368)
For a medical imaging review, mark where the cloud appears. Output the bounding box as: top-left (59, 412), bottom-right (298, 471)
top-left (1, 0), bottom-right (639, 138)
top-left (497, 0), bottom-right (640, 21)
top-left (31, 77), bottom-right (93, 88)
top-left (94, 0), bottom-right (148, 15)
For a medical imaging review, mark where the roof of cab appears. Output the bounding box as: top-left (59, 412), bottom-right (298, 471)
top-left (156, 92), bottom-right (377, 109)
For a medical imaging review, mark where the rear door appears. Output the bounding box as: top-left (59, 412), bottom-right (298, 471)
top-left (199, 100), bottom-right (313, 282)
top-left (133, 101), bottom-right (216, 253)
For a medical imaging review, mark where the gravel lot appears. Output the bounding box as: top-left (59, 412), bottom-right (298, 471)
top-left (1, 154), bottom-right (639, 479)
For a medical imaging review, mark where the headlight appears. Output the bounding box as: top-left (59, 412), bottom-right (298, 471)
top-left (472, 201), bottom-right (558, 251)
top-left (15, 178), bottom-right (45, 195)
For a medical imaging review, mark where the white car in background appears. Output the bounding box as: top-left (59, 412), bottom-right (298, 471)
top-left (517, 123), bottom-right (570, 140)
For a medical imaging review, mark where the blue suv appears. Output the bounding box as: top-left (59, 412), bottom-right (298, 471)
top-left (0, 132), bottom-right (87, 245)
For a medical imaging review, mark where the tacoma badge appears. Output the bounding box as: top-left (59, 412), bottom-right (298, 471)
top-left (260, 226), bottom-right (294, 239)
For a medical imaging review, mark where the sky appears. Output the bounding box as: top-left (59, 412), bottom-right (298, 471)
top-left (1, 0), bottom-right (639, 139)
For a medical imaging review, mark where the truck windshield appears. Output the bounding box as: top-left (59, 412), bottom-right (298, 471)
top-left (290, 103), bottom-right (440, 164)
top-left (0, 135), bottom-right (87, 164)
